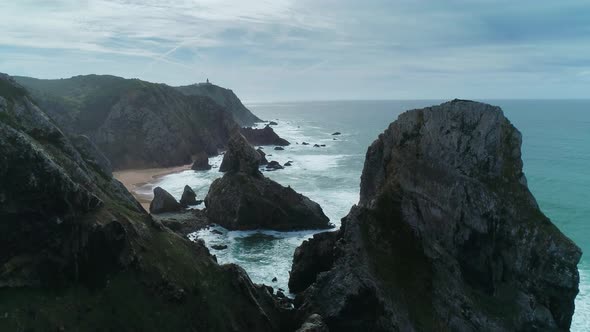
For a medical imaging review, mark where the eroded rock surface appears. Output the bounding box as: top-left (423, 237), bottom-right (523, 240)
top-left (291, 100), bottom-right (581, 331)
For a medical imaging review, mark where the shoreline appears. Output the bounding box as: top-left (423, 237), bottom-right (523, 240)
top-left (113, 164), bottom-right (192, 211)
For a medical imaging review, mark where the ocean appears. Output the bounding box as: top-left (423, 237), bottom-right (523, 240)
top-left (135, 100), bottom-right (589, 330)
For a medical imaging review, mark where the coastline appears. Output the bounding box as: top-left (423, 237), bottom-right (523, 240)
top-left (113, 164), bottom-right (192, 211)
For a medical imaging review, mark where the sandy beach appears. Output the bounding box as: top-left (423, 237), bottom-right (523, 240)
top-left (113, 164), bottom-right (192, 211)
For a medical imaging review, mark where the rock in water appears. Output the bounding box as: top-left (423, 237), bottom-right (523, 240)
top-left (266, 161), bottom-right (284, 171)
top-left (150, 187), bottom-right (182, 214)
top-left (291, 100), bottom-right (581, 331)
top-left (206, 131), bottom-right (331, 231)
top-left (219, 131), bottom-right (262, 174)
top-left (191, 152), bottom-right (212, 171)
top-left (180, 185), bottom-right (198, 206)
top-left (241, 125), bottom-right (290, 146)
top-left (257, 148), bottom-right (268, 165)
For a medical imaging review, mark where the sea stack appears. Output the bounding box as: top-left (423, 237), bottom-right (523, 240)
top-left (149, 187), bottom-right (182, 214)
top-left (206, 131), bottom-right (331, 231)
top-left (241, 125), bottom-right (290, 146)
top-left (290, 100), bottom-right (581, 331)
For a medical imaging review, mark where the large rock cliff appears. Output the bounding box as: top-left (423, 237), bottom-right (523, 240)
top-left (176, 82), bottom-right (262, 126)
top-left (14, 75), bottom-right (240, 169)
top-left (290, 100), bottom-right (581, 331)
top-left (0, 73), bottom-right (289, 331)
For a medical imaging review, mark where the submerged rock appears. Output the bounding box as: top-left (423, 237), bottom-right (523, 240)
top-left (211, 244), bottom-right (228, 250)
top-left (331, 132), bottom-right (341, 136)
top-left (179, 185), bottom-right (198, 206)
top-left (241, 125), bottom-right (290, 146)
top-left (269, 121), bottom-right (278, 126)
top-left (150, 187), bottom-right (182, 214)
top-left (191, 152), bottom-right (212, 171)
top-left (291, 100), bottom-right (581, 331)
top-left (206, 132), bottom-right (331, 231)
top-left (274, 146), bottom-right (284, 151)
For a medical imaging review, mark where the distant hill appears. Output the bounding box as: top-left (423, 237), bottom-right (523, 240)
top-left (176, 82), bottom-right (261, 126)
top-left (15, 75), bottom-right (239, 169)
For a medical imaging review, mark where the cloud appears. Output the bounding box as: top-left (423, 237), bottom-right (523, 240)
top-left (1, 0), bottom-right (590, 100)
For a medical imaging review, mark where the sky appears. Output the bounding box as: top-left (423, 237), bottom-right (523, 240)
top-left (1, 0), bottom-right (590, 102)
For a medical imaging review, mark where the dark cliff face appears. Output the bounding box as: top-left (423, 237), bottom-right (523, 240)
top-left (0, 74), bottom-right (288, 331)
top-left (176, 82), bottom-right (262, 126)
top-left (291, 100), bottom-right (581, 331)
top-left (14, 75), bottom-right (239, 169)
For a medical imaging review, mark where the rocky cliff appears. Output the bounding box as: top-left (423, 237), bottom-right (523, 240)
top-left (15, 75), bottom-right (239, 169)
top-left (290, 100), bottom-right (581, 331)
top-left (176, 82), bottom-right (261, 126)
top-left (0, 73), bottom-right (290, 331)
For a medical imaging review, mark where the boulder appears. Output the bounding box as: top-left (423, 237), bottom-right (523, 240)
top-left (191, 152), bottom-right (212, 171)
top-left (149, 187), bottom-right (182, 214)
top-left (302, 142), bottom-right (310, 146)
top-left (284, 161), bottom-right (293, 167)
top-left (331, 132), bottom-right (341, 136)
top-left (219, 131), bottom-right (261, 175)
top-left (269, 121), bottom-right (278, 125)
top-left (274, 146), bottom-right (284, 151)
top-left (179, 185), bottom-right (198, 206)
top-left (211, 244), bottom-right (228, 250)
top-left (291, 100), bottom-right (581, 331)
top-left (241, 125), bottom-right (290, 146)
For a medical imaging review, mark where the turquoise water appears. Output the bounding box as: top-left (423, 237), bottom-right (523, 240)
top-left (141, 100), bottom-right (589, 330)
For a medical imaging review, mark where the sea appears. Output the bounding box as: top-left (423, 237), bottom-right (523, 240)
top-left (135, 100), bottom-right (589, 330)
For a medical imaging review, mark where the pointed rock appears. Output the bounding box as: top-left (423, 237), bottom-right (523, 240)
top-left (150, 187), bottom-right (182, 214)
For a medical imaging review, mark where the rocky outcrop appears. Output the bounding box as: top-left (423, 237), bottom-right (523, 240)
top-left (257, 148), bottom-right (268, 165)
top-left (14, 75), bottom-right (239, 169)
top-left (296, 314), bottom-right (329, 332)
top-left (149, 187), bottom-right (182, 214)
top-left (180, 185), bottom-right (199, 206)
top-left (266, 161), bottom-right (284, 171)
top-left (291, 100), bottom-right (581, 331)
top-left (241, 125), bottom-right (290, 146)
top-left (0, 73), bottom-right (289, 331)
top-left (175, 82), bottom-right (261, 126)
top-left (219, 132), bottom-right (262, 174)
top-left (191, 152), bottom-right (212, 171)
top-left (289, 231), bottom-right (339, 293)
top-left (206, 132), bottom-right (331, 231)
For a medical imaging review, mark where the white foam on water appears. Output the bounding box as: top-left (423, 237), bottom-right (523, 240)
top-left (190, 225), bottom-right (326, 295)
top-left (572, 264), bottom-right (590, 331)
